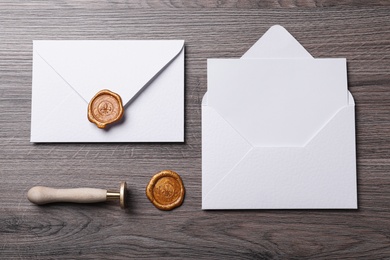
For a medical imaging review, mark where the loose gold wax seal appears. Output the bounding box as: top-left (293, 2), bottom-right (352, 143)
top-left (146, 170), bottom-right (185, 211)
top-left (88, 89), bottom-right (124, 129)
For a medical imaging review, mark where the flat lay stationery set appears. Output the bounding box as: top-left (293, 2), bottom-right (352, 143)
top-left (28, 25), bottom-right (357, 211)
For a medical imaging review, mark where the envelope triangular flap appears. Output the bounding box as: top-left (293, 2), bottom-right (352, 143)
top-left (34, 40), bottom-right (184, 105)
top-left (242, 25), bottom-right (313, 59)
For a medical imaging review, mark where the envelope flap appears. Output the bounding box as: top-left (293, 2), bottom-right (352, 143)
top-left (34, 40), bottom-right (184, 105)
top-left (242, 25), bottom-right (312, 59)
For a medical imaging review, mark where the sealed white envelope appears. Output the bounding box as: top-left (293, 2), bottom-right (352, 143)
top-left (202, 25), bottom-right (357, 209)
top-left (31, 40), bottom-right (184, 142)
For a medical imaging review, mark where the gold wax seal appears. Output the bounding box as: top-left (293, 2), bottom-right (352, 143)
top-left (88, 89), bottom-right (124, 129)
top-left (146, 170), bottom-right (185, 211)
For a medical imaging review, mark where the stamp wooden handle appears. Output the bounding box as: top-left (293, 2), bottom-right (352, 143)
top-left (27, 186), bottom-right (107, 205)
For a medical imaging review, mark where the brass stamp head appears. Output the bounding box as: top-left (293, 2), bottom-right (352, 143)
top-left (106, 181), bottom-right (127, 209)
top-left (146, 170), bottom-right (185, 211)
top-left (88, 89), bottom-right (124, 129)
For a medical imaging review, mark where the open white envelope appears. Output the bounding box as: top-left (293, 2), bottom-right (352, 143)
top-left (31, 40), bottom-right (184, 142)
top-left (202, 25), bottom-right (357, 209)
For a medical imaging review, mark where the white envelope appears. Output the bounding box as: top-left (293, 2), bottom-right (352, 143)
top-left (31, 40), bottom-right (184, 142)
top-left (202, 25), bottom-right (357, 209)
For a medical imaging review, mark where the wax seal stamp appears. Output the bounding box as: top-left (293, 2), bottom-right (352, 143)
top-left (27, 181), bottom-right (128, 209)
top-left (146, 170), bottom-right (185, 210)
top-left (88, 89), bottom-right (124, 129)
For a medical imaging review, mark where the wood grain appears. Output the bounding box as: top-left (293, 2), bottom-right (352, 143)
top-left (0, 1), bottom-right (389, 259)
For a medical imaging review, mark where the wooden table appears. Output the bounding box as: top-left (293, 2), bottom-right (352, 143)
top-left (1, 1), bottom-right (389, 259)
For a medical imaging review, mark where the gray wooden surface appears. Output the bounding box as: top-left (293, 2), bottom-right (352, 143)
top-left (0, 1), bottom-right (389, 259)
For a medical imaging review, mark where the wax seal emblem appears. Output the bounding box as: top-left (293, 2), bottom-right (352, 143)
top-left (146, 170), bottom-right (185, 211)
top-left (88, 89), bottom-right (124, 129)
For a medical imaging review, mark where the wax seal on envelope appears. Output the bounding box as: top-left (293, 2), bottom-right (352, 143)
top-left (88, 89), bottom-right (124, 128)
top-left (146, 170), bottom-right (185, 210)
